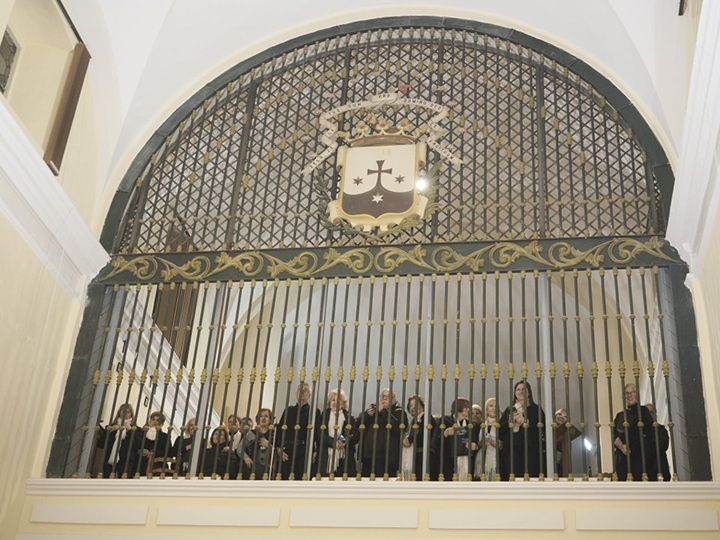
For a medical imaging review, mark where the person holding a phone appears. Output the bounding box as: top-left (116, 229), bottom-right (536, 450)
top-left (499, 381), bottom-right (546, 480)
top-left (358, 388), bottom-right (407, 478)
top-left (317, 388), bottom-right (358, 477)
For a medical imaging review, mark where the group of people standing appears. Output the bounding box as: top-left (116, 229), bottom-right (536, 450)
top-left (96, 380), bottom-right (670, 481)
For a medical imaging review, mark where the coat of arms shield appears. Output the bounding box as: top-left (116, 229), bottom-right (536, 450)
top-left (329, 143), bottom-right (428, 231)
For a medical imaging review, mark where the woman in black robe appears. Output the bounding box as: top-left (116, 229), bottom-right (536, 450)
top-left (201, 426), bottom-right (237, 478)
top-left (613, 383), bottom-right (657, 481)
top-left (172, 417), bottom-right (197, 476)
top-left (403, 394), bottom-right (438, 481)
top-left (499, 381), bottom-right (546, 480)
top-left (439, 397), bottom-right (479, 481)
top-left (97, 403), bottom-right (140, 478)
top-left (138, 411), bottom-right (170, 476)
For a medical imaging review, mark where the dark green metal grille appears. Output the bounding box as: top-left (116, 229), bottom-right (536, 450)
top-left (113, 26), bottom-right (663, 256)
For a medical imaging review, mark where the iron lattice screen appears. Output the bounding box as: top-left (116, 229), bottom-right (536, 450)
top-left (115, 28), bottom-right (662, 255)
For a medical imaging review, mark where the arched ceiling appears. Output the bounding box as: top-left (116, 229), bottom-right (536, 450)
top-left (62, 0), bottom-right (695, 224)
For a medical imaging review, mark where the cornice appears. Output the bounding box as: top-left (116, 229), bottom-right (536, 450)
top-left (26, 478), bottom-right (720, 501)
top-left (0, 101), bottom-right (108, 300)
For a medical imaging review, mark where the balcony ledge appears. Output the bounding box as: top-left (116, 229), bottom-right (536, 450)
top-left (26, 478), bottom-right (720, 501)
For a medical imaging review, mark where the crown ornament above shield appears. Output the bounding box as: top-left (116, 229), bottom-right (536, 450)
top-left (304, 91), bottom-right (463, 235)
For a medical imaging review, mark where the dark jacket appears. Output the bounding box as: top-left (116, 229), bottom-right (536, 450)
top-left (439, 414), bottom-right (480, 480)
top-left (499, 402), bottom-right (547, 480)
top-left (613, 404), bottom-right (657, 481)
top-left (97, 424), bottom-right (141, 478)
top-left (316, 407), bottom-right (359, 477)
top-left (358, 402), bottom-right (407, 476)
top-left (275, 402), bottom-right (322, 480)
top-left (406, 412), bottom-right (439, 480)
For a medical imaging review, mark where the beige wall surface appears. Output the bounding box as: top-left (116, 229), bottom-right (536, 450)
top-left (14, 480), bottom-right (720, 540)
top-left (0, 214), bottom-right (83, 539)
top-left (694, 206), bottom-right (720, 476)
top-left (54, 80), bottom-right (99, 227)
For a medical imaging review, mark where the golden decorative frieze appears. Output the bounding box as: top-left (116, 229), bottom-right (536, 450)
top-left (100, 237), bottom-right (681, 283)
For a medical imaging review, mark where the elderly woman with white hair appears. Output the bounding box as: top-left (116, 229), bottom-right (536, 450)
top-left (481, 397), bottom-right (500, 480)
top-left (317, 388), bottom-right (358, 477)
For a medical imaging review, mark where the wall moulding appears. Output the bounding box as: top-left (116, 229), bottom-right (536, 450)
top-left (25, 478), bottom-right (720, 501)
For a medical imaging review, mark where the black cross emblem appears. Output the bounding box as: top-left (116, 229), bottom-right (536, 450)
top-left (367, 160), bottom-right (392, 183)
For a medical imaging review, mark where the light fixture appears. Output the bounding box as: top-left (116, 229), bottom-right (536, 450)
top-left (416, 170), bottom-right (428, 192)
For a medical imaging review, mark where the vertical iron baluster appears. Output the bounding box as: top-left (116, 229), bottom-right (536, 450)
top-left (112, 286), bottom-right (142, 478)
top-left (200, 281), bottom-right (231, 480)
top-left (533, 270), bottom-right (545, 481)
top-left (235, 281), bottom-right (259, 471)
top-left (559, 270), bottom-right (573, 480)
top-left (612, 268), bottom-right (632, 480)
top-left (639, 267), bottom-right (663, 480)
top-left (157, 282), bottom-right (202, 479)
top-left (114, 285), bottom-right (152, 479)
top-left (369, 275), bottom-right (385, 480)
top-left (414, 275), bottom-right (428, 481)
top-left (652, 267), bottom-right (678, 480)
top-left (241, 280), bottom-right (270, 478)
top-left (598, 269), bottom-right (616, 480)
top-left (453, 274), bottom-right (465, 480)
top-left (572, 269), bottom-right (588, 480)
top-left (268, 280), bottom-right (291, 480)
top-left (195, 283), bottom-right (217, 479)
top-left (305, 278), bottom-right (328, 481)
top-left (336, 277), bottom-right (352, 480)
top-left (468, 273), bottom-right (479, 480)
top-left (93, 285), bottom-right (125, 478)
top-left (626, 267), bottom-right (649, 480)
top-left (439, 273), bottom-right (453, 480)
top-left (545, 270), bottom-right (558, 481)
top-left (276, 278), bottom-right (303, 479)
top-left (403, 275), bottom-right (418, 481)
top-left (520, 271), bottom-right (532, 479)
top-left (160, 282), bottom-right (190, 479)
top-left (378, 276), bottom-right (392, 481)
top-left (358, 276), bottom-right (376, 478)
top-left (391, 275), bottom-right (408, 481)
top-left (251, 279), bottom-right (279, 480)
top-left (346, 277), bottom-right (364, 480)
top-left (200, 283), bottom-right (229, 479)
top-left (183, 282), bottom-right (210, 478)
top-left (585, 270), bottom-right (603, 479)
top-left (318, 277), bottom-right (340, 480)
top-left (426, 274), bottom-right (439, 480)
top-left (226, 281), bottom-right (247, 472)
